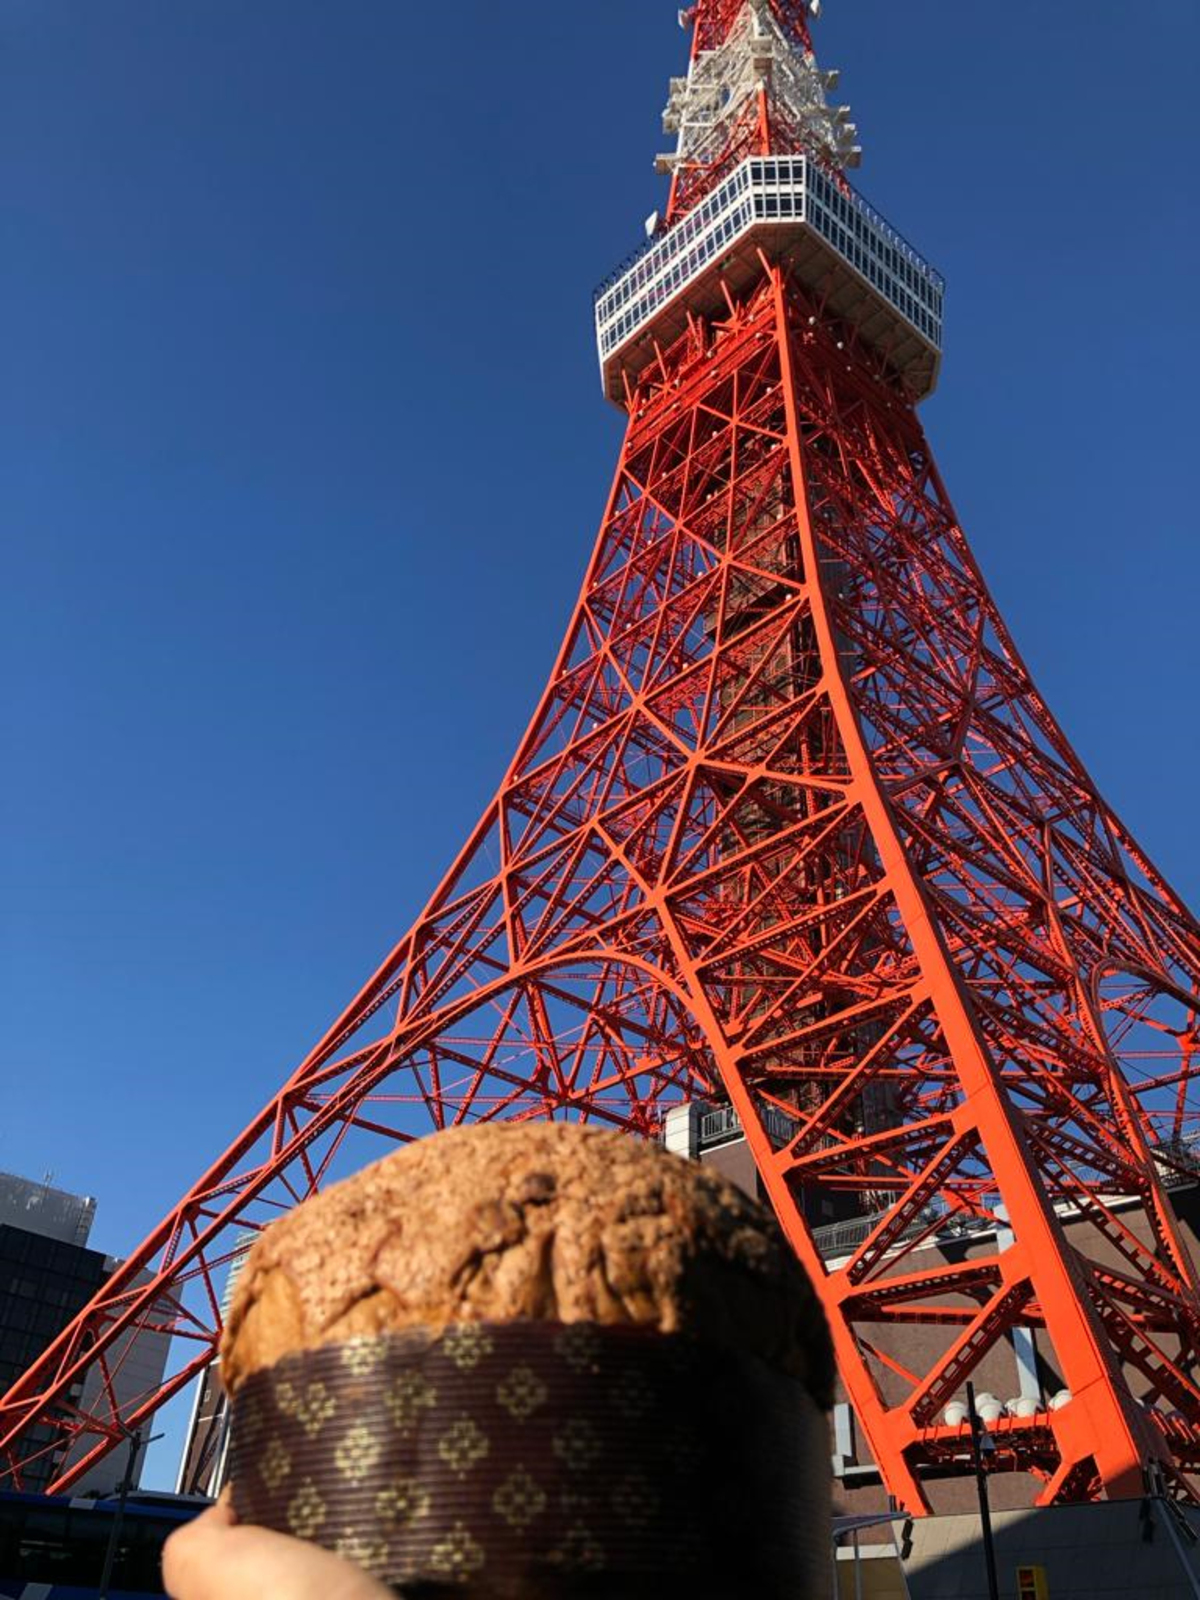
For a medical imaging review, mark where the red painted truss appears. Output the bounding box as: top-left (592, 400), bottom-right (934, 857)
top-left (689, 0), bottom-right (814, 57)
top-left (3, 268), bottom-right (1200, 1509)
top-left (666, 83), bottom-right (823, 225)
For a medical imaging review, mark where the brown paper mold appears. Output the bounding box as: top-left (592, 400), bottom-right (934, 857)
top-left (221, 1123), bottom-right (835, 1598)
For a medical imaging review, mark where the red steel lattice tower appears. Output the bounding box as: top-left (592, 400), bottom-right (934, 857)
top-left (5, 0), bottom-right (1200, 1511)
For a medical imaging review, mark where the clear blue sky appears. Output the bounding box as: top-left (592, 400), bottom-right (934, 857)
top-left (3, 1), bottom-right (1197, 1483)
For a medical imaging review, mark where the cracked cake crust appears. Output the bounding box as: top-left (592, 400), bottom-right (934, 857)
top-left (220, 1123), bottom-right (833, 1407)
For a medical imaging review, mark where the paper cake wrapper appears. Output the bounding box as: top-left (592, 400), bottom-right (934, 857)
top-left (229, 1321), bottom-right (832, 1598)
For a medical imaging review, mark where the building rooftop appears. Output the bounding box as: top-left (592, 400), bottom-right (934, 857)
top-left (0, 1171), bottom-right (96, 1247)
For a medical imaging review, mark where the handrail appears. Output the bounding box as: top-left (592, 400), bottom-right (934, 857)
top-left (594, 152), bottom-right (944, 307)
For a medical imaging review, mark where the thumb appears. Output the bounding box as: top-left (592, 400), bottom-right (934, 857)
top-left (162, 1498), bottom-right (392, 1600)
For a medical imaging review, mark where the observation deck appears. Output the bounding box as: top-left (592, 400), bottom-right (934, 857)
top-left (595, 155), bottom-right (943, 404)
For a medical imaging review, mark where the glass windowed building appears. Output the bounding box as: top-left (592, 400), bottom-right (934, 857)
top-left (0, 1174), bottom-right (169, 1496)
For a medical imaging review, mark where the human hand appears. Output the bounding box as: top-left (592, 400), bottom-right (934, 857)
top-left (162, 1495), bottom-right (393, 1600)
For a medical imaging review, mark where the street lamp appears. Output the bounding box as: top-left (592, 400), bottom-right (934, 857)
top-left (96, 1425), bottom-right (164, 1600)
top-left (966, 1381), bottom-right (1001, 1600)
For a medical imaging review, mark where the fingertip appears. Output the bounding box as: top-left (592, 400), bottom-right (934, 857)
top-left (161, 1500), bottom-right (226, 1590)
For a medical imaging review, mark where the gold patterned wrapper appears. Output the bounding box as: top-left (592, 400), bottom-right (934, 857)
top-left (228, 1321), bottom-right (832, 1598)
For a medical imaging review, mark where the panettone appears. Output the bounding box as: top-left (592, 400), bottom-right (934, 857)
top-left (221, 1122), bottom-right (833, 1405)
top-left (221, 1123), bottom-right (835, 1598)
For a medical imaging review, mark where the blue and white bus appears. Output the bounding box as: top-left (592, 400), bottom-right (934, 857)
top-left (0, 1489), bottom-right (205, 1599)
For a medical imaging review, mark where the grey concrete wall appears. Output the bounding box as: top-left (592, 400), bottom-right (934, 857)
top-left (903, 1501), bottom-right (1200, 1600)
top-left (0, 1173), bottom-right (95, 1246)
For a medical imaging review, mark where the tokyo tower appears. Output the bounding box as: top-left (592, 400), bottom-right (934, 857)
top-left (5, 0), bottom-right (1200, 1513)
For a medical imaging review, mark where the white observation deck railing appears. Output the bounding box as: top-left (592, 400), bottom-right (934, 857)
top-left (595, 154), bottom-right (944, 403)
